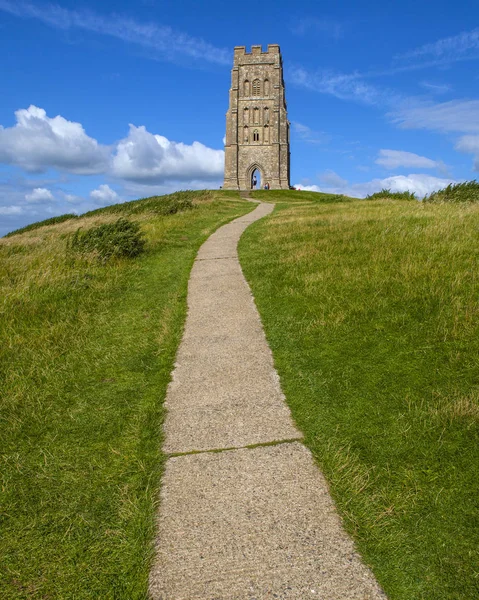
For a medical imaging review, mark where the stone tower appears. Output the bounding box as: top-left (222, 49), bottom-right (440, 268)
top-left (223, 44), bottom-right (290, 190)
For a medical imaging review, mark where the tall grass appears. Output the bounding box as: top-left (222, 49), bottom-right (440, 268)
top-left (366, 188), bottom-right (417, 201)
top-left (424, 180), bottom-right (479, 203)
top-left (0, 191), bottom-right (252, 598)
top-left (239, 197), bottom-right (479, 599)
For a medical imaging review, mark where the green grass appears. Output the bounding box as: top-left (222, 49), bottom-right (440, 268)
top-left (0, 191), bottom-right (253, 599)
top-left (4, 214), bottom-right (79, 238)
top-left (239, 196), bottom-right (479, 599)
top-left (366, 188), bottom-right (417, 201)
top-left (424, 180), bottom-right (479, 203)
top-left (252, 188), bottom-right (353, 204)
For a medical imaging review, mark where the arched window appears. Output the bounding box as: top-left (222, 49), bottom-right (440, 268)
top-left (264, 79), bottom-right (270, 96)
top-left (253, 107), bottom-right (260, 125)
top-left (252, 79), bottom-right (261, 96)
top-left (244, 126), bottom-right (249, 142)
top-left (244, 80), bottom-right (250, 96)
top-left (263, 107), bottom-right (269, 124)
top-left (244, 107), bottom-right (249, 124)
top-left (264, 125), bottom-right (269, 143)
top-left (253, 129), bottom-right (260, 142)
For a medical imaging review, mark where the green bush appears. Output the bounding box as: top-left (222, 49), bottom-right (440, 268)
top-left (424, 180), bottom-right (479, 203)
top-left (69, 218), bottom-right (145, 262)
top-left (5, 214), bottom-right (78, 237)
top-left (366, 188), bottom-right (417, 201)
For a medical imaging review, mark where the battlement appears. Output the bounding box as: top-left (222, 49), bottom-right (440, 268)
top-left (233, 44), bottom-right (280, 58)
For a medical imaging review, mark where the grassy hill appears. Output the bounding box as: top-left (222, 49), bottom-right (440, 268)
top-left (240, 189), bottom-right (479, 599)
top-left (0, 190), bottom-right (254, 599)
top-left (1, 188), bottom-right (478, 599)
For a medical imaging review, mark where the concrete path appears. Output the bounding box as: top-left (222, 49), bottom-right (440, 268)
top-left (149, 202), bottom-right (386, 600)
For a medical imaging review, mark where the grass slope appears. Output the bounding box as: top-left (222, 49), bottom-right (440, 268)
top-left (239, 191), bottom-right (479, 599)
top-left (0, 191), bottom-right (253, 599)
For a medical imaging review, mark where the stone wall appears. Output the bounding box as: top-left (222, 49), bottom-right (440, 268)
top-left (223, 45), bottom-right (290, 190)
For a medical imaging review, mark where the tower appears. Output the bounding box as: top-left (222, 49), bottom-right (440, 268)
top-left (223, 44), bottom-right (290, 190)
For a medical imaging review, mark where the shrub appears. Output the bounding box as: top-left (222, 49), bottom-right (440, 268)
top-left (366, 188), bottom-right (417, 201)
top-left (5, 214), bottom-right (78, 238)
top-left (424, 180), bottom-right (479, 203)
top-left (69, 218), bottom-right (145, 262)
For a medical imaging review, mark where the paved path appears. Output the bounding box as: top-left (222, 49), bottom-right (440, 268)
top-left (149, 201), bottom-right (386, 600)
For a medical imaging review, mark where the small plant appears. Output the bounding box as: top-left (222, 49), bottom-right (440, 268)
top-left (69, 218), bottom-right (145, 262)
top-left (366, 188), bottom-right (417, 201)
top-left (424, 180), bottom-right (479, 203)
top-left (5, 213), bottom-right (78, 237)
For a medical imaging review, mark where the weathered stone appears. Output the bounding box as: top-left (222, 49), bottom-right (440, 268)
top-left (223, 45), bottom-right (290, 190)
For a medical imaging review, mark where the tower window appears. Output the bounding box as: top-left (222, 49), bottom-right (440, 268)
top-left (252, 79), bottom-right (261, 96)
top-left (253, 129), bottom-right (260, 142)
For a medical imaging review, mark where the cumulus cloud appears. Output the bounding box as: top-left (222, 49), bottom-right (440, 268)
top-left (25, 187), bottom-right (54, 203)
top-left (295, 172), bottom-right (455, 198)
top-left (0, 105), bottom-right (109, 174)
top-left (0, 106), bottom-right (226, 186)
top-left (90, 184), bottom-right (119, 205)
top-left (111, 124), bottom-right (224, 183)
top-left (376, 149), bottom-right (441, 170)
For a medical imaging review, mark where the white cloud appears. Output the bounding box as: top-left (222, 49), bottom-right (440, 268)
top-left (288, 66), bottom-right (385, 105)
top-left (376, 149), bottom-right (439, 170)
top-left (111, 124), bottom-right (224, 183)
top-left (455, 135), bottom-right (479, 171)
top-left (0, 0), bottom-right (230, 66)
top-left (398, 28), bottom-right (479, 63)
top-left (391, 100), bottom-right (479, 134)
top-left (90, 184), bottom-right (119, 205)
top-left (292, 121), bottom-right (330, 144)
top-left (0, 105), bottom-right (109, 174)
top-left (25, 187), bottom-right (54, 203)
top-left (0, 205), bottom-right (24, 215)
top-left (456, 135), bottom-right (479, 153)
top-left (420, 81), bottom-right (451, 94)
top-left (295, 173), bottom-right (455, 198)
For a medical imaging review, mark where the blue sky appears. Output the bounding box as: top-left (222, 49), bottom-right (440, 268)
top-left (1, 0), bottom-right (479, 235)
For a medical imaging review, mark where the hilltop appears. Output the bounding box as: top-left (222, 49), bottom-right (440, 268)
top-left (1, 188), bottom-right (478, 599)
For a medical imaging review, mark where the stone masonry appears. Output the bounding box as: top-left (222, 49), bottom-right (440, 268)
top-left (223, 45), bottom-right (290, 190)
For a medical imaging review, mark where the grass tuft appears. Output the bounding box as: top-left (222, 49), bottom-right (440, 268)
top-left (366, 188), bottom-right (417, 201)
top-left (68, 218), bottom-right (145, 263)
top-left (424, 180), bottom-right (479, 203)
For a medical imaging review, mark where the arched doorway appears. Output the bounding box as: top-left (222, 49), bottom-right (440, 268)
top-left (251, 168), bottom-right (261, 190)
